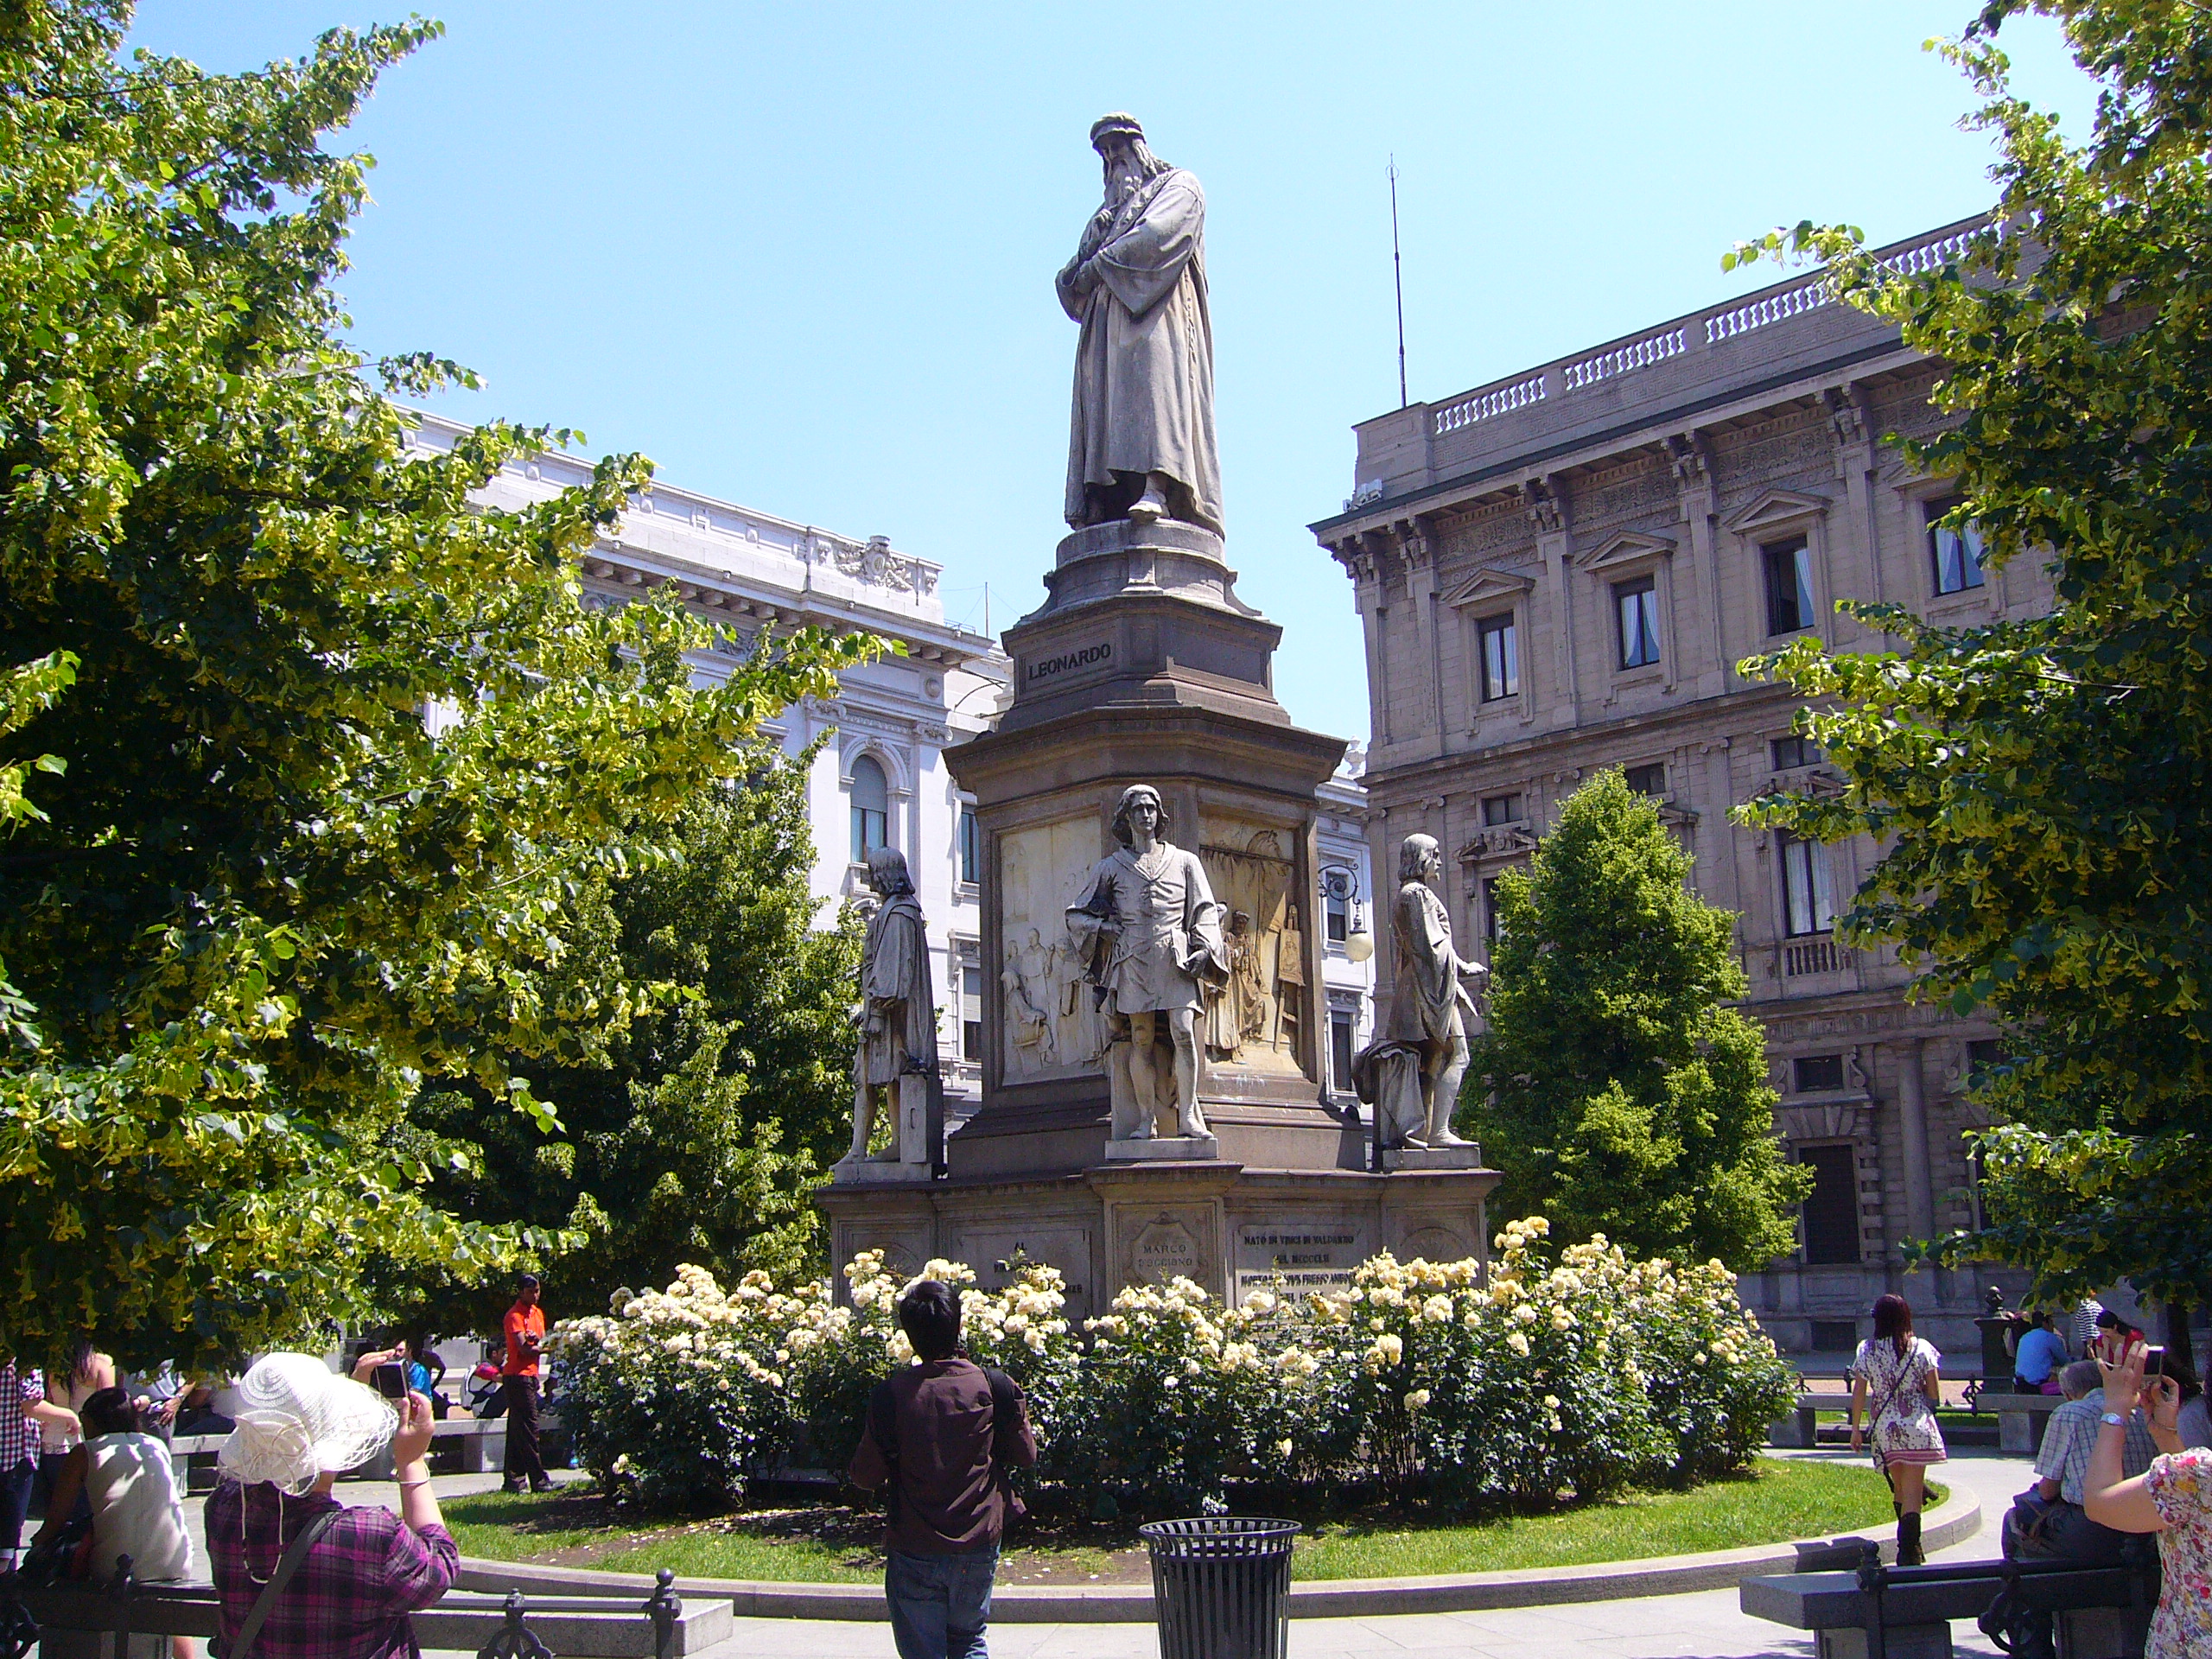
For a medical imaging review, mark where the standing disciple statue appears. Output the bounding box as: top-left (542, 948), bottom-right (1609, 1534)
top-left (1066, 785), bottom-right (1227, 1140)
top-left (845, 846), bottom-right (938, 1166)
top-left (1058, 114), bottom-right (1222, 535)
top-left (1370, 834), bottom-right (1486, 1150)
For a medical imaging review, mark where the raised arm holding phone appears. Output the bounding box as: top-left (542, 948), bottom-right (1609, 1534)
top-left (2082, 1337), bottom-right (2210, 1658)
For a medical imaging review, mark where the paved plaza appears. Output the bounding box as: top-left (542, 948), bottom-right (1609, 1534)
top-left (171, 1444), bottom-right (2030, 1658)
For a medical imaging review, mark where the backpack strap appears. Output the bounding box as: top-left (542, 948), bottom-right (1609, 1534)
top-left (218, 1506), bottom-right (341, 1659)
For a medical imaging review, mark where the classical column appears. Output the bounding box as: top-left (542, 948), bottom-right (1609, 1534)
top-left (1894, 1038), bottom-right (1936, 1243)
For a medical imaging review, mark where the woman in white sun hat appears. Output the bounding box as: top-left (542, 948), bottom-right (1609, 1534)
top-left (205, 1351), bottom-right (458, 1659)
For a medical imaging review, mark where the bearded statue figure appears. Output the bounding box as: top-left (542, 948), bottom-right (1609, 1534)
top-left (1057, 113), bottom-right (1222, 537)
top-left (843, 845), bottom-right (938, 1166)
top-left (1066, 785), bottom-right (1227, 1140)
top-left (1357, 834), bottom-right (1486, 1152)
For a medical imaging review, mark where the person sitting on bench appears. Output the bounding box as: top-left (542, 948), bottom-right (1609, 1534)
top-left (1986, 1360), bottom-right (2160, 1659)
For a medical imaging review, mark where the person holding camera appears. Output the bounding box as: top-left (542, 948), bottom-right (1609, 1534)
top-left (207, 1351), bottom-right (457, 1659)
top-left (2083, 1338), bottom-right (2211, 1659)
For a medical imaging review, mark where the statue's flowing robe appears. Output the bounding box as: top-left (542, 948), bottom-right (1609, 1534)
top-left (857, 892), bottom-right (937, 1085)
top-left (1385, 880), bottom-right (1471, 1048)
top-left (1059, 167), bottom-right (1222, 535)
top-left (1067, 842), bottom-right (1226, 1015)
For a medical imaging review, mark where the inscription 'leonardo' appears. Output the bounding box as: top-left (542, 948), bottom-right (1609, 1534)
top-left (1026, 642), bottom-right (1112, 683)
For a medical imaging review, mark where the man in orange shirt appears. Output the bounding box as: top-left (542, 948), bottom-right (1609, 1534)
top-left (500, 1274), bottom-right (550, 1494)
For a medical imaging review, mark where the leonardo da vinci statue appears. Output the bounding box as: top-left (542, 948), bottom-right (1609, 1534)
top-left (1057, 113), bottom-right (1222, 536)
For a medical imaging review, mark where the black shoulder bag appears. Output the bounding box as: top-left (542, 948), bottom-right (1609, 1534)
top-left (211, 1508), bottom-right (340, 1659)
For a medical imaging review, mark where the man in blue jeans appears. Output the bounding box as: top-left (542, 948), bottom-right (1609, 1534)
top-left (849, 1281), bottom-right (1037, 1659)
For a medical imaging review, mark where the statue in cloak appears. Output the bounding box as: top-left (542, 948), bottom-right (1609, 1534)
top-left (1066, 785), bottom-right (1227, 1140)
top-left (1057, 113), bottom-right (1223, 537)
top-left (842, 846), bottom-right (939, 1169)
top-left (1357, 834), bottom-right (1486, 1151)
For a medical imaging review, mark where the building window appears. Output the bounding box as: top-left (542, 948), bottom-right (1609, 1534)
top-left (1770, 733), bottom-right (1821, 771)
top-left (1477, 613), bottom-right (1519, 702)
top-left (1926, 496), bottom-right (1986, 595)
top-left (1325, 885), bottom-right (1349, 944)
top-left (961, 964), bottom-right (983, 1062)
top-left (1967, 1039), bottom-right (2005, 1085)
top-left (1482, 792), bottom-right (1522, 827)
top-left (1615, 577), bottom-right (1661, 669)
top-left (1762, 536), bottom-right (1816, 635)
top-left (1624, 762), bottom-right (1666, 798)
top-left (1330, 1008), bottom-right (1357, 1094)
top-left (1799, 1144), bottom-right (1861, 1265)
top-left (849, 754), bottom-right (889, 863)
top-left (1794, 1053), bottom-right (1847, 1093)
top-left (1481, 875), bottom-right (1503, 944)
top-left (957, 804), bottom-right (980, 885)
top-left (1965, 1137), bottom-right (1989, 1232)
top-left (1780, 833), bottom-right (1837, 937)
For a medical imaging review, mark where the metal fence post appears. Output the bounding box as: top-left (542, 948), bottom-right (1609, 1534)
top-left (644, 1567), bottom-right (682, 1659)
top-left (474, 1587), bottom-right (552, 1659)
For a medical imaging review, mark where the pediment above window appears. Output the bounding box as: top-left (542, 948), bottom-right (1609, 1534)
top-left (1456, 826), bottom-right (1540, 864)
top-left (1723, 488), bottom-right (1830, 537)
top-left (1578, 531), bottom-right (1675, 573)
top-left (1443, 566), bottom-right (1535, 610)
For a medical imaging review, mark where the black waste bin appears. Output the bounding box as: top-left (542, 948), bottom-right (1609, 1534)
top-left (1139, 1516), bottom-right (1300, 1659)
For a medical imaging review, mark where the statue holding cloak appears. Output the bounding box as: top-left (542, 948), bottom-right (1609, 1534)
top-left (1066, 785), bottom-right (1226, 1140)
top-left (843, 846), bottom-right (938, 1166)
top-left (1057, 113), bottom-right (1222, 536)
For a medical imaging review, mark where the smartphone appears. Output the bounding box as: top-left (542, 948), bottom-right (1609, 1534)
top-left (372, 1362), bottom-right (408, 1401)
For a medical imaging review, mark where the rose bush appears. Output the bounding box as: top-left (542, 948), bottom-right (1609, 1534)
top-left (551, 1217), bottom-right (1797, 1519)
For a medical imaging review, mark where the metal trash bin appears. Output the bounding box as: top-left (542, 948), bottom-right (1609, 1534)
top-left (1139, 1516), bottom-right (1301, 1659)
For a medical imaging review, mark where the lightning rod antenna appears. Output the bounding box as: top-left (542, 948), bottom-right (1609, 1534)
top-left (1389, 156), bottom-right (1408, 410)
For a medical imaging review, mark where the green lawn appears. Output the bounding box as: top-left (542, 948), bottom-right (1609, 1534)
top-left (445, 1459), bottom-right (1907, 1586)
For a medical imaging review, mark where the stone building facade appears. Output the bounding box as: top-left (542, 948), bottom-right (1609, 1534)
top-left (411, 411), bottom-right (1010, 1103)
top-left (1316, 747), bottom-right (1377, 1108)
top-left (1308, 219), bottom-right (2038, 1357)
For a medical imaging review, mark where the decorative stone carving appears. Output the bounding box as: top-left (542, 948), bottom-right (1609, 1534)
top-left (836, 847), bottom-right (939, 1179)
top-left (1065, 785), bottom-right (1228, 1141)
top-left (1356, 835), bottom-right (1486, 1153)
top-left (998, 814), bottom-right (1108, 1080)
top-left (1058, 113), bottom-right (1221, 537)
top-left (1194, 822), bottom-right (1307, 1077)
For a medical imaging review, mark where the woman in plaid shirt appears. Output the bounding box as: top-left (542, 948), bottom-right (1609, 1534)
top-left (207, 1352), bottom-right (458, 1659)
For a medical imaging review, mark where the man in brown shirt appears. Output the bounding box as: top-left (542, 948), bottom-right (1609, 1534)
top-left (849, 1280), bottom-right (1037, 1659)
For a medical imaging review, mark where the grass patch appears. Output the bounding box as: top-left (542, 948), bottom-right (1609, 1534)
top-left (1293, 1459), bottom-right (1907, 1580)
top-left (445, 1459), bottom-right (1907, 1585)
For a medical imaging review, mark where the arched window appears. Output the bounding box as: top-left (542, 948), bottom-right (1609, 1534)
top-left (849, 755), bottom-right (889, 863)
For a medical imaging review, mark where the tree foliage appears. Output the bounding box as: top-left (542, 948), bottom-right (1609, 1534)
top-left (395, 760), bottom-right (864, 1337)
top-left (1462, 772), bottom-right (1810, 1269)
top-left (0, 4), bottom-right (873, 1370)
top-left (1732, 0), bottom-right (2212, 1306)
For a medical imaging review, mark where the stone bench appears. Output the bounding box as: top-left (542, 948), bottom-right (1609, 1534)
top-left (11, 1565), bottom-right (732, 1657)
top-left (1770, 1392), bottom-right (1849, 1448)
top-left (1741, 1551), bottom-right (2158, 1659)
top-left (1974, 1389), bottom-right (2064, 1453)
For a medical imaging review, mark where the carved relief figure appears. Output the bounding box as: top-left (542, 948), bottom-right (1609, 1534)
top-left (845, 847), bottom-right (937, 1163)
top-left (1358, 835), bottom-right (1485, 1151)
top-left (1001, 928), bottom-right (1058, 1072)
top-left (1274, 902), bottom-right (1306, 1053)
top-left (1058, 115), bottom-right (1222, 535)
top-left (1066, 785), bottom-right (1226, 1139)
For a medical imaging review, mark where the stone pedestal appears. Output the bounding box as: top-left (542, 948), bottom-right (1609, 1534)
top-left (818, 513), bottom-right (1500, 1314)
top-left (1380, 1143), bottom-right (1485, 1172)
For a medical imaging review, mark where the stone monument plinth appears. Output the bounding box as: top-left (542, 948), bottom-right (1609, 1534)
top-left (817, 112), bottom-right (1497, 1319)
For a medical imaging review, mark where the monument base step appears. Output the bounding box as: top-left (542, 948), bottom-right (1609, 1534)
top-left (1102, 1135), bottom-right (1219, 1162)
top-left (1381, 1144), bottom-right (1484, 1171)
top-left (829, 1157), bottom-right (937, 1185)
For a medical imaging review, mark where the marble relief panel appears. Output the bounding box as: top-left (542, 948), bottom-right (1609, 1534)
top-left (997, 812), bottom-right (1106, 1081)
top-left (1197, 813), bottom-right (1309, 1079)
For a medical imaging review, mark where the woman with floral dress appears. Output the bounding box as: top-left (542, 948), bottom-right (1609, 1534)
top-left (1849, 1294), bottom-right (1947, 1565)
top-left (2085, 1337), bottom-right (2211, 1658)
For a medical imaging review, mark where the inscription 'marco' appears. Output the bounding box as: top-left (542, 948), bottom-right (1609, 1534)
top-left (1026, 642), bottom-right (1112, 683)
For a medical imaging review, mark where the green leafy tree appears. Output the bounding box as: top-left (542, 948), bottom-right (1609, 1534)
top-left (1731, 0), bottom-right (2212, 1318)
top-left (395, 756), bottom-right (865, 1335)
top-left (0, 5), bottom-right (872, 1371)
top-left (1463, 772), bottom-right (1810, 1268)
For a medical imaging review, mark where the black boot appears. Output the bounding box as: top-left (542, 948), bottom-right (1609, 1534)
top-left (1897, 1511), bottom-right (1923, 1567)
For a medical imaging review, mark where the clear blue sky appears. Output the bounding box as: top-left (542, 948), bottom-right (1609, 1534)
top-left (130, 3), bottom-right (2094, 745)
